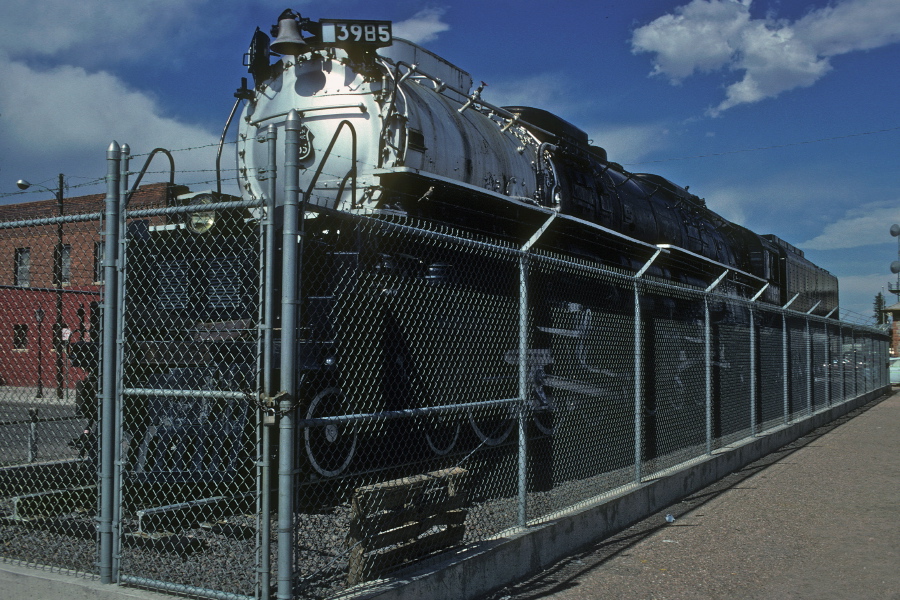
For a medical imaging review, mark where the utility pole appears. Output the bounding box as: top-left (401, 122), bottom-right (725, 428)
top-left (53, 173), bottom-right (65, 401)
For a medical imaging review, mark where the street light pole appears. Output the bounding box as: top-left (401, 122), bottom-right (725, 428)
top-left (53, 173), bottom-right (66, 402)
top-left (891, 224), bottom-right (900, 302)
top-left (16, 175), bottom-right (66, 401)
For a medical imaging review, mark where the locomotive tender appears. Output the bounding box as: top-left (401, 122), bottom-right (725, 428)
top-left (120, 9), bottom-right (841, 482)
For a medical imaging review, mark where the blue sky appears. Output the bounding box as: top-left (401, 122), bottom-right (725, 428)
top-left (1, 0), bottom-right (899, 321)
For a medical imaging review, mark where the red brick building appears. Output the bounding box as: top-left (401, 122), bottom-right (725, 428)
top-left (883, 302), bottom-right (900, 357)
top-left (0, 183), bottom-right (186, 390)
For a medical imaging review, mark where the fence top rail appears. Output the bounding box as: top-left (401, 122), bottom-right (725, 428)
top-left (0, 210), bottom-right (104, 230)
top-left (124, 197), bottom-right (264, 219)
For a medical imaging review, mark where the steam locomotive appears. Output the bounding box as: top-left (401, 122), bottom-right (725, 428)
top-left (111, 10), bottom-right (839, 484)
top-left (234, 10), bottom-right (837, 316)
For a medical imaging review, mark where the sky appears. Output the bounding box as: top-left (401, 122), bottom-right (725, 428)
top-left (1, 0), bottom-right (899, 322)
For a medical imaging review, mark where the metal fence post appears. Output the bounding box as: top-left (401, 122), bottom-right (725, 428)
top-left (515, 215), bottom-right (555, 525)
top-left (824, 321), bottom-right (831, 408)
top-left (263, 124), bottom-right (278, 398)
top-left (259, 123), bottom-right (278, 598)
top-left (704, 297), bottom-right (712, 454)
top-left (867, 336), bottom-right (874, 391)
top-left (839, 324), bottom-right (845, 401)
top-left (782, 313), bottom-right (789, 424)
top-left (27, 408), bottom-right (39, 462)
top-left (806, 317), bottom-right (813, 414)
top-left (517, 253), bottom-right (528, 527)
top-left (277, 110), bottom-right (301, 600)
top-left (112, 142), bottom-right (130, 582)
top-left (99, 141), bottom-right (121, 584)
top-left (749, 306), bottom-right (757, 435)
top-left (633, 281), bottom-right (643, 482)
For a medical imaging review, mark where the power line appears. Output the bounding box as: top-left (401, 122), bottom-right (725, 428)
top-left (624, 125), bottom-right (900, 166)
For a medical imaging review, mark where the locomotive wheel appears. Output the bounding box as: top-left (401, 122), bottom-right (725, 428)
top-left (532, 406), bottom-right (557, 436)
top-left (422, 413), bottom-right (461, 455)
top-left (304, 387), bottom-right (357, 477)
top-left (468, 405), bottom-right (514, 446)
top-left (530, 367), bottom-right (557, 436)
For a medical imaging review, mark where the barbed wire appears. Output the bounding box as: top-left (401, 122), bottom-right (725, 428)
top-left (839, 308), bottom-right (879, 327)
top-left (128, 139), bottom-right (237, 158)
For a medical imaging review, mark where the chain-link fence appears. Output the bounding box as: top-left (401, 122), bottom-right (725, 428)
top-left (0, 193), bottom-right (106, 577)
top-left (0, 147), bottom-right (890, 600)
top-left (280, 208), bottom-right (889, 599)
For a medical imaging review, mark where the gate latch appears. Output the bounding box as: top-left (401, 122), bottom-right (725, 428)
top-left (261, 390), bottom-right (291, 425)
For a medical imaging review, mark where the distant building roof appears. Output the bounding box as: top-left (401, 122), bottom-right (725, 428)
top-left (0, 182), bottom-right (188, 221)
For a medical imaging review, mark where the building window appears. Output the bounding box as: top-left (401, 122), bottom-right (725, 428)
top-left (93, 241), bottom-right (105, 283)
top-left (58, 243), bottom-right (72, 284)
top-left (13, 324), bottom-right (28, 350)
top-left (14, 247), bottom-right (30, 287)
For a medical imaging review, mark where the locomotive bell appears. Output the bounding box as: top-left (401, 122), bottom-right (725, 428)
top-left (270, 11), bottom-right (306, 56)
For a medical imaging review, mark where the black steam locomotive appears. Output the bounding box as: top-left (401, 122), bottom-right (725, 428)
top-left (81, 10), bottom-right (841, 485)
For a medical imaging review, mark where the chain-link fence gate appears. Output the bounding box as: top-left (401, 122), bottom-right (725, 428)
top-left (0, 138), bottom-right (891, 600)
top-left (114, 187), bottom-right (266, 598)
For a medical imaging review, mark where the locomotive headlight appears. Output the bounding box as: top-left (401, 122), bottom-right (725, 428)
top-left (184, 192), bottom-right (217, 234)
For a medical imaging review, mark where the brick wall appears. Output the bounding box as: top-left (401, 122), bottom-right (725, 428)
top-left (0, 183), bottom-right (188, 388)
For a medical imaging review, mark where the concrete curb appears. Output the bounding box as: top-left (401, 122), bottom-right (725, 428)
top-left (343, 386), bottom-right (889, 600)
top-left (0, 562), bottom-right (173, 600)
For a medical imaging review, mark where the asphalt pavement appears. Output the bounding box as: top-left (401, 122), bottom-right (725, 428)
top-left (477, 391), bottom-right (900, 600)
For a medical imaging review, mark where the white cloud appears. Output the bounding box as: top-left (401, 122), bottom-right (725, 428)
top-left (692, 185), bottom-right (748, 225)
top-left (0, 0), bottom-right (253, 198)
top-left (479, 75), bottom-right (671, 164)
top-left (631, 0), bottom-right (752, 82)
top-left (794, 0), bottom-right (900, 56)
top-left (0, 0), bottom-right (209, 64)
top-left (631, 0), bottom-right (900, 114)
top-left (0, 54), bottom-right (220, 195)
top-left (589, 125), bottom-right (670, 166)
top-left (801, 202), bottom-right (900, 250)
top-left (392, 8), bottom-right (451, 45)
top-left (482, 73), bottom-right (576, 112)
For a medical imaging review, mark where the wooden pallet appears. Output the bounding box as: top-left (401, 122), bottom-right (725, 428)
top-left (347, 467), bottom-right (468, 586)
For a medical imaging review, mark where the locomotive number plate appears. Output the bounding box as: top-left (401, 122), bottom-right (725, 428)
top-left (320, 19), bottom-right (392, 48)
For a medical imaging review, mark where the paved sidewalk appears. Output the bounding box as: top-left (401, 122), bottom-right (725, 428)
top-left (478, 392), bottom-right (900, 600)
top-left (0, 565), bottom-right (173, 600)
